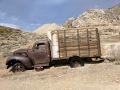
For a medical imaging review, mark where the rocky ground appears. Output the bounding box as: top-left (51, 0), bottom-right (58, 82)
top-left (0, 55), bottom-right (120, 90)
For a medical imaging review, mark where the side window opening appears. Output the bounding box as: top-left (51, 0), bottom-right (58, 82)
top-left (35, 43), bottom-right (46, 50)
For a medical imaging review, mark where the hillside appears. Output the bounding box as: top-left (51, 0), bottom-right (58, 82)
top-left (0, 26), bottom-right (48, 56)
top-left (62, 4), bottom-right (120, 28)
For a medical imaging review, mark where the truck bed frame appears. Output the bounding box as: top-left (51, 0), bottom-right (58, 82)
top-left (51, 28), bottom-right (101, 60)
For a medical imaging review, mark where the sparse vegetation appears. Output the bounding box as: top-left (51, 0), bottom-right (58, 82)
top-left (104, 43), bottom-right (120, 64)
top-left (2, 49), bottom-right (12, 57)
top-left (0, 25), bottom-right (48, 56)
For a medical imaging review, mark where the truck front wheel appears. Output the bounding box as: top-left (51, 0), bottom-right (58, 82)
top-left (70, 57), bottom-right (84, 68)
top-left (12, 62), bottom-right (26, 73)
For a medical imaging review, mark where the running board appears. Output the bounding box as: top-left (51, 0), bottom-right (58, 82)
top-left (33, 63), bottom-right (49, 71)
top-left (33, 63), bottom-right (49, 68)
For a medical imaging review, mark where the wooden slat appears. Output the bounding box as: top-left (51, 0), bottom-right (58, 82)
top-left (59, 41), bottom-right (98, 47)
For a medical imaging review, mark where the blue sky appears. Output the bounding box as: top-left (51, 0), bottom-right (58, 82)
top-left (0, 0), bottom-right (120, 31)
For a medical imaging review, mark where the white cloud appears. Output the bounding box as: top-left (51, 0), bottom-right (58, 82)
top-left (0, 23), bottom-right (19, 29)
top-left (11, 16), bottom-right (18, 20)
top-left (30, 23), bottom-right (41, 26)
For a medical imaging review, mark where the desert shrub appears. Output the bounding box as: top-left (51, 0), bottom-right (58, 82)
top-left (2, 49), bottom-right (12, 57)
top-left (1, 42), bottom-right (6, 46)
top-left (105, 43), bottom-right (120, 64)
top-left (22, 39), bottom-right (28, 45)
top-left (18, 39), bottom-right (28, 45)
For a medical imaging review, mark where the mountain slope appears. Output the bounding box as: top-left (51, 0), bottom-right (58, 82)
top-left (62, 4), bottom-right (120, 28)
top-left (0, 26), bottom-right (48, 56)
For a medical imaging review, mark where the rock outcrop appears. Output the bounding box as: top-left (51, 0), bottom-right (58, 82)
top-left (62, 4), bottom-right (120, 28)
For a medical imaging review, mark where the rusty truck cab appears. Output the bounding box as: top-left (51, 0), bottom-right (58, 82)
top-left (29, 41), bottom-right (51, 65)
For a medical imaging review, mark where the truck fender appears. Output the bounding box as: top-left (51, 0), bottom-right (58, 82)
top-left (6, 56), bottom-right (33, 69)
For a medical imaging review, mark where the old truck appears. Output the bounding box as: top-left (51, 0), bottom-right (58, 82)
top-left (6, 28), bottom-right (101, 73)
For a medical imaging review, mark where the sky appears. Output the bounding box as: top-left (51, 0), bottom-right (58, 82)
top-left (0, 0), bottom-right (120, 31)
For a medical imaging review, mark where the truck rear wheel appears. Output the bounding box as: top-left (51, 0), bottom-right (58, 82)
top-left (12, 62), bottom-right (26, 73)
top-left (70, 57), bottom-right (84, 68)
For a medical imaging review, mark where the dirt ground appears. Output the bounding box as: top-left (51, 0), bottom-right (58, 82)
top-left (0, 55), bottom-right (120, 90)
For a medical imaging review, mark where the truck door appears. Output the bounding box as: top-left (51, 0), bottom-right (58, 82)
top-left (32, 42), bottom-right (50, 64)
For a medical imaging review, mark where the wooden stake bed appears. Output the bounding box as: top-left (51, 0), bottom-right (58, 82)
top-left (51, 28), bottom-right (101, 59)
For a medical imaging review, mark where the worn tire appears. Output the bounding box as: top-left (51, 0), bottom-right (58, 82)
top-left (70, 57), bottom-right (84, 68)
top-left (12, 62), bottom-right (26, 73)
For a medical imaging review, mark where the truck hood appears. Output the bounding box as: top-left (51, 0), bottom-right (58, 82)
top-left (14, 49), bottom-right (30, 53)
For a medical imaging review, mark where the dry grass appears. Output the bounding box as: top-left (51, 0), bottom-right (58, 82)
top-left (2, 49), bottom-right (12, 57)
top-left (103, 43), bottom-right (120, 64)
